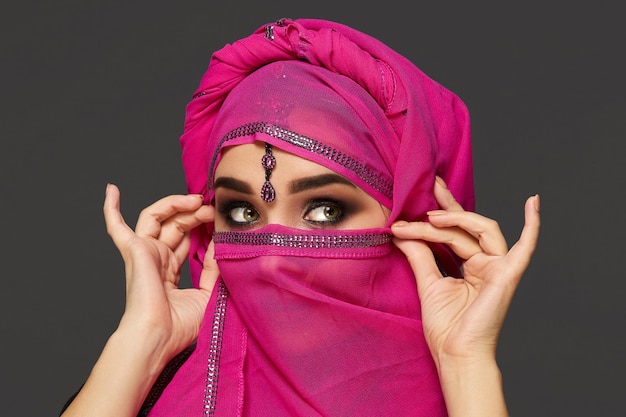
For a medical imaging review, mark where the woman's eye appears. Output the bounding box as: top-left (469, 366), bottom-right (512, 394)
top-left (228, 206), bottom-right (260, 224)
top-left (304, 203), bottom-right (343, 223)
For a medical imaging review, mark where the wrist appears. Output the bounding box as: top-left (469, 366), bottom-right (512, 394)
top-left (64, 324), bottom-right (171, 416)
top-left (435, 347), bottom-right (496, 368)
top-left (436, 355), bottom-right (508, 417)
top-left (113, 319), bottom-right (173, 375)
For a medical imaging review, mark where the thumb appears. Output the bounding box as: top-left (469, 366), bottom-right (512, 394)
top-left (393, 238), bottom-right (442, 292)
top-left (198, 240), bottom-right (220, 293)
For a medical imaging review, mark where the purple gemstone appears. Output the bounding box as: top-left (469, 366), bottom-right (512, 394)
top-left (261, 181), bottom-right (276, 202)
top-left (261, 153), bottom-right (276, 170)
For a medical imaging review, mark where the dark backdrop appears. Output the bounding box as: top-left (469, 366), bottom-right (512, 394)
top-left (2, 1), bottom-right (624, 416)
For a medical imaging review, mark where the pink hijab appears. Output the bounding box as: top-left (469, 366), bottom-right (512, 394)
top-left (146, 18), bottom-right (474, 416)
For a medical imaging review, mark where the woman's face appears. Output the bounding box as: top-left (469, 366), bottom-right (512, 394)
top-left (213, 143), bottom-right (389, 232)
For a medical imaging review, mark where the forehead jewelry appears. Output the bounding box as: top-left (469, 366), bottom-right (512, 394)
top-left (261, 142), bottom-right (276, 202)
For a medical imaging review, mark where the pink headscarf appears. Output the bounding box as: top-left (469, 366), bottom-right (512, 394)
top-left (182, 18), bottom-right (474, 286)
top-left (146, 18), bottom-right (474, 416)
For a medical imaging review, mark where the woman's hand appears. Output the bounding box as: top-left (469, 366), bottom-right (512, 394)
top-left (391, 177), bottom-right (540, 417)
top-left (104, 183), bottom-right (219, 364)
top-left (62, 185), bottom-right (219, 417)
top-left (392, 177), bottom-right (540, 362)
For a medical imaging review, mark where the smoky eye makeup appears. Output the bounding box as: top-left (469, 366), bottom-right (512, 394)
top-left (302, 199), bottom-right (347, 226)
top-left (216, 199), bottom-right (261, 228)
top-left (214, 176), bottom-right (375, 230)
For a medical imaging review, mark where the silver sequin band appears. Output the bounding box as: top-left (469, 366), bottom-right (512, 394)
top-left (213, 230), bottom-right (392, 249)
top-left (203, 280), bottom-right (229, 417)
top-left (208, 122), bottom-right (393, 200)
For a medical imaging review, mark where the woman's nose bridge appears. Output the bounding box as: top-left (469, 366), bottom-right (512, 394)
top-left (263, 202), bottom-right (297, 228)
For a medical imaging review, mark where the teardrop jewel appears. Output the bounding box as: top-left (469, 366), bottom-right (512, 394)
top-left (261, 181), bottom-right (276, 202)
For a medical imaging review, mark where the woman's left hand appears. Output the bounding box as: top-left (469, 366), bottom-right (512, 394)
top-left (391, 177), bottom-right (540, 365)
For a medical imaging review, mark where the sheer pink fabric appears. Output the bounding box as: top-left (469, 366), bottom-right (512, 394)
top-left (148, 18), bottom-right (474, 416)
top-left (182, 18), bottom-right (474, 286)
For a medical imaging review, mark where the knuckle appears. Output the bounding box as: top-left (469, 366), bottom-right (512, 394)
top-left (485, 218), bottom-right (500, 232)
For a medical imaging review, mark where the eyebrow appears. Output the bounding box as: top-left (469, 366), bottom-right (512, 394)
top-left (213, 177), bottom-right (254, 194)
top-left (214, 173), bottom-right (356, 195)
top-left (289, 174), bottom-right (356, 193)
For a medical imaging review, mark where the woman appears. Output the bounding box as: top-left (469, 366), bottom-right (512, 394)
top-left (61, 18), bottom-right (540, 416)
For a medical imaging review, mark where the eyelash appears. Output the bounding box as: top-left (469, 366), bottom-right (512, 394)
top-left (302, 200), bottom-right (345, 225)
top-left (217, 199), bottom-right (347, 228)
top-left (218, 201), bottom-right (260, 228)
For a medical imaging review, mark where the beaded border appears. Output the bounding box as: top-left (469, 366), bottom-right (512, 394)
top-left (203, 280), bottom-right (229, 417)
top-left (213, 230), bottom-right (392, 249)
top-left (208, 122), bottom-right (393, 200)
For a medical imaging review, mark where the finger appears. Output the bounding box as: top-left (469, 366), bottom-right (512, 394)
top-left (135, 194), bottom-right (205, 238)
top-left (198, 240), bottom-right (220, 292)
top-left (169, 208), bottom-right (215, 265)
top-left (504, 195), bottom-right (541, 273)
top-left (159, 205), bottom-right (215, 251)
top-left (426, 210), bottom-right (508, 256)
top-left (391, 221), bottom-right (483, 260)
top-left (434, 176), bottom-right (464, 211)
top-left (103, 184), bottom-right (136, 250)
top-left (393, 237), bottom-right (442, 291)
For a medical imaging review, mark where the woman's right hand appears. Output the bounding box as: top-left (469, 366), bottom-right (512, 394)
top-left (104, 183), bottom-right (218, 365)
top-left (62, 185), bottom-right (219, 417)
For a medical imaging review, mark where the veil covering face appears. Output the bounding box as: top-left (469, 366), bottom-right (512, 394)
top-left (147, 18), bottom-right (474, 416)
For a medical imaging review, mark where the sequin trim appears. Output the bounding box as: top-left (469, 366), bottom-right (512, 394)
top-left (203, 280), bottom-right (229, 417)
top-left (213, 230), bottom-right (392, 248)
top-left (208, 122), bottom-right (393, 200)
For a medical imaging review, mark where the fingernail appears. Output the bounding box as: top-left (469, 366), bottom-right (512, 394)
top-left (105, 183), bottom-right (110, 193)
top-left (427, 210), bottom-right (445, 216)
top-left (391, 221), bottom-right (408, 228)
top-left (435, 175), bottom-right (448, 188)
top-left (533, 194), bottom-right (540, 212)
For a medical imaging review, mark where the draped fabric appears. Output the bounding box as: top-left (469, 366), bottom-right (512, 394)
top-left (182, 18), bottom-right (474, 286)
top-left (147, 18), bottom-right (474, 416)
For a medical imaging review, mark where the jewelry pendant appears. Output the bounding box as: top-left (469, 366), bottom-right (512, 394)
top-left (261, 143), bottom-right (276, 202)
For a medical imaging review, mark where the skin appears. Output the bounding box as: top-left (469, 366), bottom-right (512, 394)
top-left (213, 143), bottom-right (390, 232)
top-left (62, 144), bottom-right (540, 417)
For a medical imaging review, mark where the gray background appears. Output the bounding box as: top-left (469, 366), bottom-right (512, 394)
top-left (2, 1), bottom-right (624, 416)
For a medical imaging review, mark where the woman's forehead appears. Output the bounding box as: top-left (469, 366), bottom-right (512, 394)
top-left (215, 143), bottom-right (339, 179)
